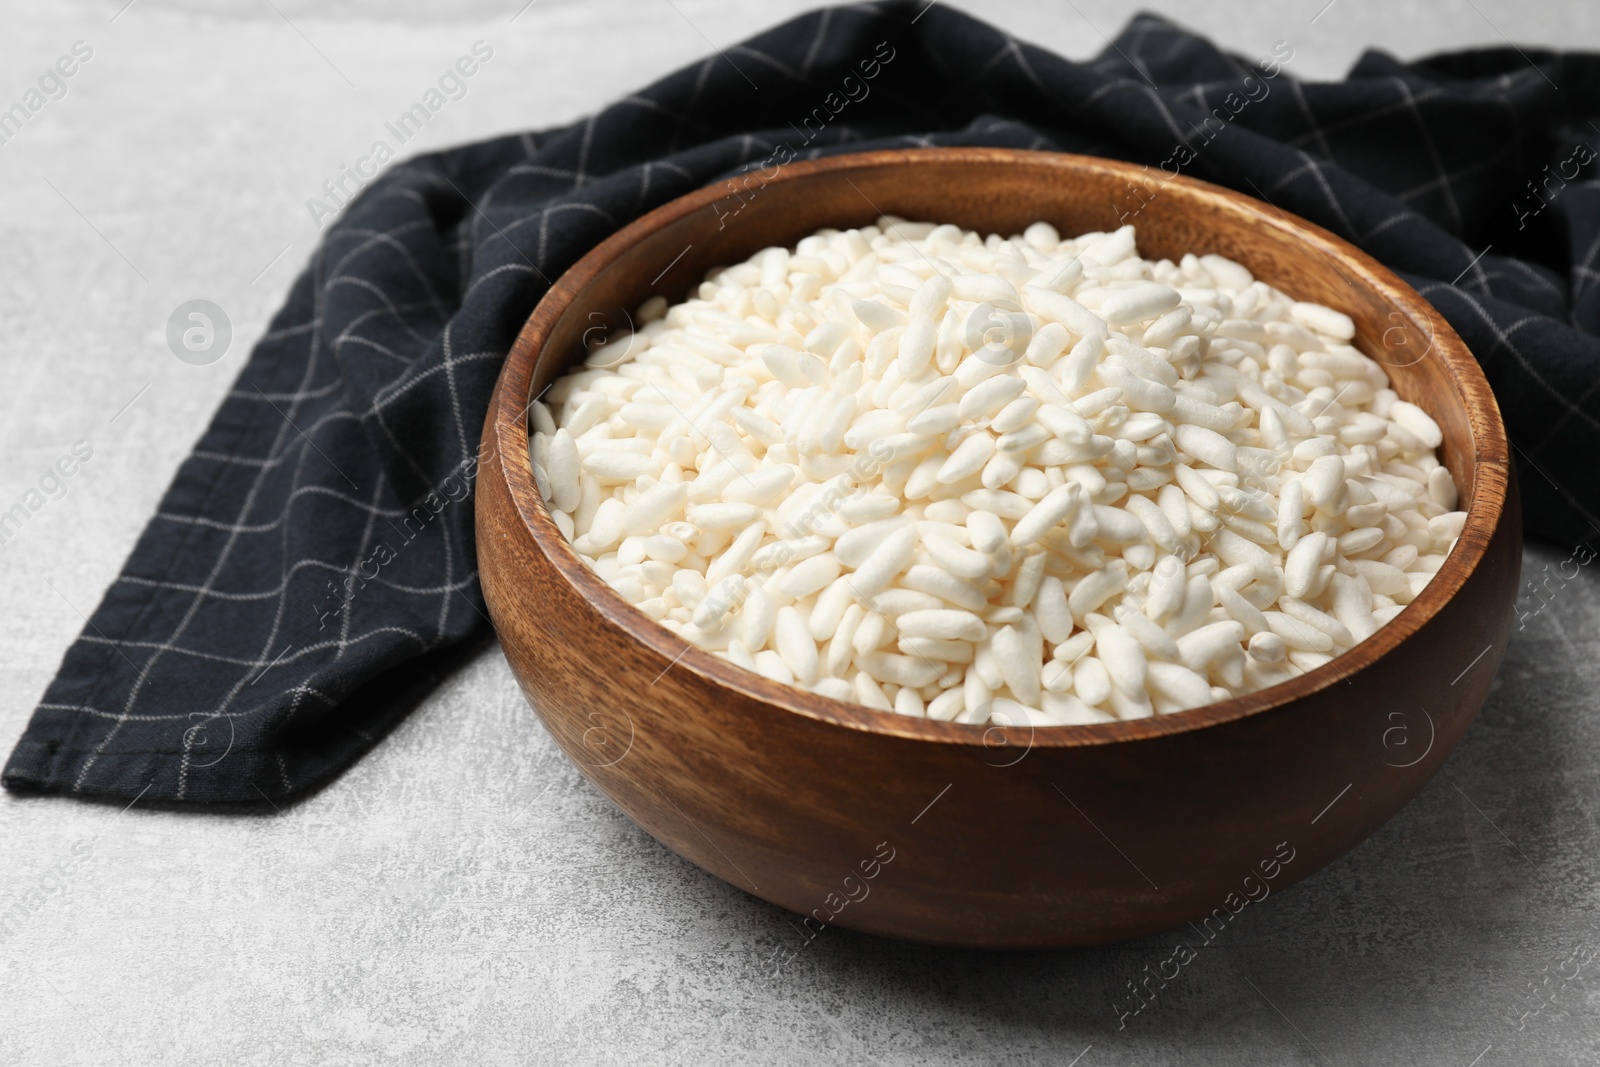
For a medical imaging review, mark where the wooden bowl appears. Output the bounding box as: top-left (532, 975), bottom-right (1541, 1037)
top-left (476, 148), bottom-right (1520, 948)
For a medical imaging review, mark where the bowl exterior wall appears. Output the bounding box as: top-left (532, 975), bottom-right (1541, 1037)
top-left (479, 429), bottom-right (1518, 947)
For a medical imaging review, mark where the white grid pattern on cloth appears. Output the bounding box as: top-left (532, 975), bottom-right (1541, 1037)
top-left (8, 1), bottom-right (1598, 806)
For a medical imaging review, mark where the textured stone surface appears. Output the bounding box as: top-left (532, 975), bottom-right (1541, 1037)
top-left (2, 1), bottom-right (1598, 1063)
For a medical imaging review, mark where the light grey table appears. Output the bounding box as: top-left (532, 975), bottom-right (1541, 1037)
top-left (3, 1), bottom-right (1598, 1063)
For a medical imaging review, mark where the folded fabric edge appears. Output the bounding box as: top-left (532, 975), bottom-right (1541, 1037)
top-left (3, 630), bottom-right (498, 810)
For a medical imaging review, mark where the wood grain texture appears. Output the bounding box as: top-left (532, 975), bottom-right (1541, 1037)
top-left (476, 148), bottom-right (1521, 948)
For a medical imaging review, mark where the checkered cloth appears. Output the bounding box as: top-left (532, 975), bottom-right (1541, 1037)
top-left (8, 2), bottom-right (1598, 806)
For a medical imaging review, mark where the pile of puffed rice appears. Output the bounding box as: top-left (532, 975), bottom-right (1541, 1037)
top-left (530, 218), bottom-right (1465, 727)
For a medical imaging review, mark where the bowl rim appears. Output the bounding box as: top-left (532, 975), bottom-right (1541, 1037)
top-left (484, 146), bottom-right (1512, 750)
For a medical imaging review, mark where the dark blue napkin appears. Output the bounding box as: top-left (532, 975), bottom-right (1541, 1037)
top-left (7, 2), bottom-right (1596, 805)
